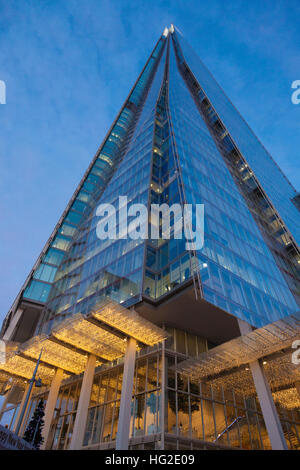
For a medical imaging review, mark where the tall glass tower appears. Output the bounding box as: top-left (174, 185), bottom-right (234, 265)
top-left (2, 25), bottom-right (298, 341)
top-left (1, 26), bottom-right (300, 451)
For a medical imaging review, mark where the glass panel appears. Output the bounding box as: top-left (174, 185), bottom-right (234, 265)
top-left (93, 405), bottom-right (104, 444)
top-left (213, 402), bottom-right (227, 445)
top-left (33, 263), bottom-right (57, 283)
top-left (99, 374), bottom-right (109, 403)
top-left (43, 248), bottom-right (65, 266)
top-left (111, 401), bottom-right (120, 441)
top-left (202, 399), bottom-right (216, 441)
top-left (147, 356), bottom-right (158, 391)
top-left (177, 392), bottom-right (190, 437)
top-left (145, 391), bottom-right (157, 434)
top-left (65, 414), bottom-right (75, 449)
top-left (23, 279), bottom-right (52, 302)
top-left (133, 395), bottom-right (145, 437)
top-left (187, 333), bottom-right (197, 357)
top-left (176, 330), bottom-right (186, 355)
top-left (135, 359), bottom-right (147, 394)
top-left (191, 396), bottom-right (203, 440)
top-left (167, 355), bottom-right (176, 388)
top-left (102, 403), bottom-right (114, 442)
top-left (57, 415), bottom-right (70, 449)
top-left (167, 390), bottom-right (177, 434)
top-left (83, 407), bottom-right (95, 446)
top-left (107, 370), bottom-right (118, 402)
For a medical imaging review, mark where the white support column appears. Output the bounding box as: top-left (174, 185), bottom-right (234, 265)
top-left (116, 337), bottom-right (137, 450)
top-left (0, 392), bottom-right (10, 422)
top-left (2, 309), bottom-right (23, 341)
top-left (69, 354), bottom-right (96, 450)
top-left (0, 384), bottom-right (22, 421)
top-left (238, 319), bottom-right (288, 450)
top-left (41, 368), bottom-right (63, 449)
top-left (13, 383), bottom-right (31, 434)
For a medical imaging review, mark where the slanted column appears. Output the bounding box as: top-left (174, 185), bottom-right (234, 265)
top-left (41, 368), bottom-right (63, 449)
top-left (69, 354), bottom-right (96, 450)
top-left (116, 337), bottom-right (137, 450)
top-left (13, 383), bottom-right (32, 434)
top-left (2, 308), bottom-right (23, 341)
top-left (238, 319), bottom-right (288, 450)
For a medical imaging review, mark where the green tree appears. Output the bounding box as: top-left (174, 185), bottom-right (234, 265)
top-left (23, 399), bottom-right (45, 449)
top-left (168, 376), bottom-right (200, 414)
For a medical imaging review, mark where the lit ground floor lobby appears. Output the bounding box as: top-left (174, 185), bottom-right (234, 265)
top-left (1, 302), bottom-right (300, 451)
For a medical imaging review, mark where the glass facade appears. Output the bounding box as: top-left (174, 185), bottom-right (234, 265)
top-left (82, 349), bottom-right (162, 448)
top-left (3, 331), bottom-right (300, 450)
top-left (174, 30), bottom-right (300, 248)
top-left (165, 350), bottom-right (300, 450)
top-left (37, 36), bottom-right (168, 333)
top-left (20, 34), bottom-right (167, 309)
top-left (143, 42), bottom-right (200, 301)
top-left (47, 380), bottom-right (82, 450)
top-left (168, 34), bottom-right (299, 327)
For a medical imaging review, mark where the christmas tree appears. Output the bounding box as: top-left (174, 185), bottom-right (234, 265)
top-left (23, 399), bottom-right (45, 449)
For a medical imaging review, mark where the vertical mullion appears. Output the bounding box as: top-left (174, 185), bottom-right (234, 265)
top-left (143, 357), bottom-right (148, 436)
top-left (63, 413), bottom-right (73, 450)
top-left (244, 397), bottom-right (253, 450)
top-left (210, 385), bottom-right (218, 440)
top-left (160, 344), bottom-right (166, 449)
top-left (199, 382), bottom-right (205, 441)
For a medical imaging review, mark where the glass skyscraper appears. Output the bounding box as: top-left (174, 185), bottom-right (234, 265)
top-left (1, 26), bottom-right (299, 451)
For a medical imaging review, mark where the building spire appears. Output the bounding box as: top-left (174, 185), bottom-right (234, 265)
top-left (162, 27), bottom-right (169, 37)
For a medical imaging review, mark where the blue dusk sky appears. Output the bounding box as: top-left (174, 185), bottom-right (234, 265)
top-left (0, 0), bottom-right (299, 323)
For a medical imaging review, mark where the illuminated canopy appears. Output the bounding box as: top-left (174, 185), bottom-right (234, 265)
top-left (91, 300), bottom-right (169, 346)
top-left (0, 300), bottom-right (167, 384)
top-left (176, 312), bottom-right (300, 409)
top-left (176, 312), bottom-right (300, 381)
